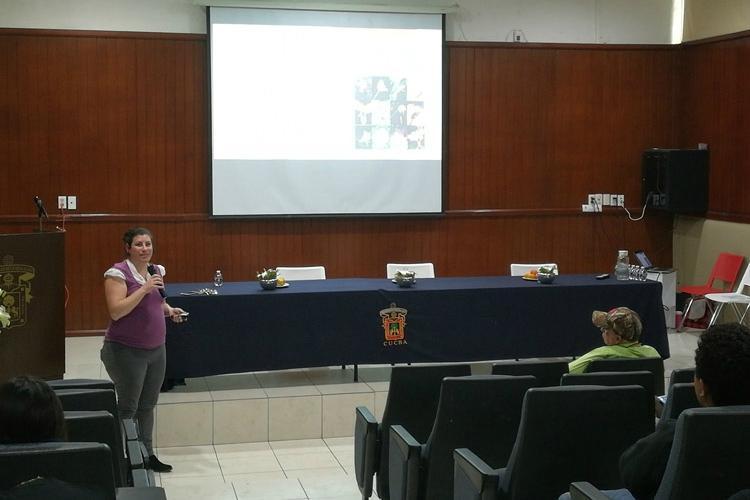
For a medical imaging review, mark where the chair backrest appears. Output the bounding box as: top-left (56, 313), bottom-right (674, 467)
top-left (492, 359), bottom-right (569, 387)
top-left (560, 370), bottom-right (655, 417)
top-left (276, 266), bottom-right (326, 281)
top-left (64, 410), bottom-right (126, 488)
top-left (386, 263), bottom-right (435, 279)
top-left (655, 406), bottom-right (750, 500)
top-left (501, 385), bottom-right (654, 499)
top-left (732, 264), bottom-right (750, 294)
top-left (509, 263), bottom-right (558, 277)
top-left (668, 368), bottom-right (695, 387)
top-left (48, 379), bottom-right (115, 391)
top-left (54, 388), bottom-right (125, 484)
top-left (706, 252), bottom-right (745, 291)
top-left (376, 363), bottom-right (471, 499)
top-left (658, 382), bottom-right (701, 428)
top-left (421, 375), bottom-right (538, 500)
top-left (586, 357), bottom-right (665, 395)
top-left (0, 441), bottom-right (115, 499)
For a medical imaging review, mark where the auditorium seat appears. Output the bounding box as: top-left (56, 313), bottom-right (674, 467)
top-left (0, 441), bottom-right (166, 499)
top-left (492, 359), bottom-right (569, 387)
top-left (561, 371), bottom-right (655, 417)
top-left (354, 363), bottom-right (471, 500)
top-left (569, 406), bottom-right (750, 500)
top-left (388, 375), bottom-right (537, 500)
top-left (453, 385), bottom-right (654, 500)
top-left (658, 382), bottom-right (700, 428)
top-left (586, 357), bottom-right (665, 396)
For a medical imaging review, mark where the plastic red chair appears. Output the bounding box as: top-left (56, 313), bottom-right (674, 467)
top-left (679, 252), bottom-right (745, 330)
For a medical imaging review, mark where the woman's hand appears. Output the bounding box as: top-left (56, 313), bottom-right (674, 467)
top-left (167, 306), bottom-right (187, 323)
top-left (143, 274), bottom-right (164, 294)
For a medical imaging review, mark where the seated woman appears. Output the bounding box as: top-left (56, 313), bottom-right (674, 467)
top-left (568, 307), bottom-right (660, 374)
top-left (0, 375), bottom-right (65, 444)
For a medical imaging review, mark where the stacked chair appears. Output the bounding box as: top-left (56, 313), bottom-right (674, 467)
top-left (0, 378), bottom-right (168, 499)
top-left (570, 406), bottom-right (750, 499)
top-left (354, 363), bottom-right (471, 500)
top-left (388, 375), bottom-right (538, 500)
top-left (453, 385), bottom-right (654, 500)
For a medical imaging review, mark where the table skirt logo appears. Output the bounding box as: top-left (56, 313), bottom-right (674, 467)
top-left (0, 254), bottom-right (36, 331)
top-left (380, 302), bottom-right (407, 346)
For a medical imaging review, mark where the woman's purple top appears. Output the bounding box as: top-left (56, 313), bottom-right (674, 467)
top-left (104, 260), bottom-right (166, 349)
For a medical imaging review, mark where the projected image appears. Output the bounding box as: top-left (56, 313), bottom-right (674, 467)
top-left (354, 76), bottom-right (425, 150)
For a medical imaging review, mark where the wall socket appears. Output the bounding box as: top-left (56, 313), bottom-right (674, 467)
top-left (588, 193), bottom-right (603, 212)
top-left (67, 196), bottom-right (77, 210)
top-left (57, 196), bottom-right (67, 209)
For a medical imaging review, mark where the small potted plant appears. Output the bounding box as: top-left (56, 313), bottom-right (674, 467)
top-left (257, 268), bottom-right (278, 290)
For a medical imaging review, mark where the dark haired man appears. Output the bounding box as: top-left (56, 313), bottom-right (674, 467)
top-left (618, 322), bottom-right (750, 499)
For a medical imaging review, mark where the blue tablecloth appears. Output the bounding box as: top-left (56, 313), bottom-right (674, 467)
top-left (164, 275), bottom-right (669, 378)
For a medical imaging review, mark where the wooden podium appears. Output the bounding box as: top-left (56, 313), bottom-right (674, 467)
top-left (0, 231), bottom-right (65, 381)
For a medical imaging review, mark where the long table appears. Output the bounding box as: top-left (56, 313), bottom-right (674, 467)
top-left (164, 275), bottom-right (669, 379)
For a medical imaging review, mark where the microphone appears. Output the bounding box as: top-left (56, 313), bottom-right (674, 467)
top-left (33, 196), bottom-right (48, 218)
top-left (147, 264), bottom-right (167, 298)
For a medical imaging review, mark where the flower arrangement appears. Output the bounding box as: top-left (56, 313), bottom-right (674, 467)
top-left (257, 268), bottom-right (278, 281)
top-left (257, 268), bottom-right (279, 290)
top-left (0, 289), bottom-right (10, 334)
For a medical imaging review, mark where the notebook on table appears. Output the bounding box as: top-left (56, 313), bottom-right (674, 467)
top-left (634, 250), bottom-right (673, 272)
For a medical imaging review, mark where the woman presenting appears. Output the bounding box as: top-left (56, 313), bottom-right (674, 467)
top-left (101, 227), bottom-right (185, 473)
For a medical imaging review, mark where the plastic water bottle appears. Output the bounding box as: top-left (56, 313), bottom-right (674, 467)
top-left (615, 250), bottom-right (630, 281)
top-left (213, 270), bottom-right (224, 287)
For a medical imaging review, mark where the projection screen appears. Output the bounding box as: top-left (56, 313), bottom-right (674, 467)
top-left (209, 7), bottom-right (444, 216)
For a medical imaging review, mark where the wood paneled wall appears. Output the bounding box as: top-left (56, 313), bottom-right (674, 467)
top-left (678, 32), bottom-right (750, 222)
top-left (0, 30), bottom-right (678, 332)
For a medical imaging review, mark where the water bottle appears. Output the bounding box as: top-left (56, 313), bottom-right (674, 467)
top-left (615, 250), bottom-right (630, 281)
top-left (213, 270), bottom-right (224, 287)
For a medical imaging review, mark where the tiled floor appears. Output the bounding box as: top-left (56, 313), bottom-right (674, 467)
top-left (64, 328), bottom-right (701, 500)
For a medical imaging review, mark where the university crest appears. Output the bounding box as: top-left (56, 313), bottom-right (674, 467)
top-left (379, 302), bottom-right (407, 346)
top-left (0, 254), bottom-right (36, 330)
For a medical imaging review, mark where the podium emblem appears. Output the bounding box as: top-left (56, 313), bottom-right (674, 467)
top-left (0, 254), bottom-right (36, 330)
top-left (380, 302), bottom-right (407, 346)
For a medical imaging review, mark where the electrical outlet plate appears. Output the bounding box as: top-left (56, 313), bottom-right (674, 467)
top-left (67, 196), bottom-right (77, 210)
top-left (57, 196), bottom-right (67, 209)
top-left (582, 204), bottom-right (595, 213)
top-left (616, 194), bottom-right (624, 207)
top-left (603, 194), bottom-right (611, 206)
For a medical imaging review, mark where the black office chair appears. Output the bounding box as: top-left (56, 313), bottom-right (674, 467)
top-left (586, 357), bottom-right (665, 396)
top-left (388, 375), bottom-right (537, 500)
top-left (491, 359), bottom-right (569, 387)
top-left (561, 371), bottom-right (655, 417)
top-left (657, 382), bottom-right (700, 429)
top-left (354, 363), bottom-right (472, 500)
top-left (570, 405), bottom-right (750, 500)
top-left (453, 385), bottom-right (654, 500)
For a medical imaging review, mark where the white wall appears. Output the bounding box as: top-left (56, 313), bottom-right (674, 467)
top-left (684, 0), bottom-right (750, 41)
top-left (0, 0), bottom-right (673, 43)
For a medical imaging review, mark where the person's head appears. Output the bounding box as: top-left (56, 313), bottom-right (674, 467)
top-left (0, 375), bottom-right (66, 444)
top-left (123, 227), bottom-right (154, 263)
top-left (592, 307), bottom-right (643, 345)
top-left (694, 323), bottom-right (750, 407)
